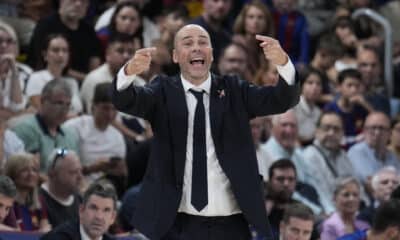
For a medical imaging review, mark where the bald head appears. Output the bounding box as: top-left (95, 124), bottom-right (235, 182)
top-left (173, 24), bottom-right (211, 49)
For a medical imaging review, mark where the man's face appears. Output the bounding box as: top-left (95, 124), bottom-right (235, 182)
top-left (339, 77), bottom-right (361, 100)
top-left (41, 90), bottom-right (71, 125)
top-left (317, 49), bottom-right (337, 70)
top-left (250, 117), bottom-right (263, 145)
top-left (272, 112), bottom-right (298, 150)
top-left (92, 102), bottom-right (117, 127)
top-left (59, 0), bottom-right (89, 21)
top-left (373, 171), bottom-right (399, 203)
top-left (0, 193), bottom-right (14, 223)
top-left (218, 45), bottom-right (246, 78)
top-left (106, 41), bottom-right (136, 72)
top-left (280, 217), bottom-right (313, 240)
top-left (173, 25), bottom-right (213, 83)
top-left (363, 113), bottom-right (391, 149)
top-left (203, 0), bottom-right (232, 22)
top-left (269, 168), bottom-right (296, 201)
top-left (357, 49), bottom-right (380, 86)
top-left (316, 114), bottom-right (344, 151)
top-left (80, 195), bottom-right (116, 239)
top-left (52, 154), bottom-right (83, 195)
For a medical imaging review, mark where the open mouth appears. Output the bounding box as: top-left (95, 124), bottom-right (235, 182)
top-left (190, 59), bottom-right (205, 65)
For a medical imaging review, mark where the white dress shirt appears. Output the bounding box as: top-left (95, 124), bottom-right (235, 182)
top-left (116, 60), bottom-right (296, 216)
top-left (80, 224), bottom-right (103, 240)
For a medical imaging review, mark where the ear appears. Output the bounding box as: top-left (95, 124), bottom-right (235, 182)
top-left (172, 49), bottom-right (178, 64)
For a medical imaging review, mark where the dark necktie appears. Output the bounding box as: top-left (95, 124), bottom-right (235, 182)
top-left (189, 89), bottom-right (208, 211)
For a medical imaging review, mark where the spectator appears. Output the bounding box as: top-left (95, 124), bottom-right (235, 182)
top-left (0, 118), bottom-right (24, 171)
top-left (217, 43), bottom-right (250, 81)
top-left (39, 148), bottom-right (82, 228)
top-left (388, 116), bottom-right (400, 160)
top-left (4, 153), bottom-right (51, 232)
top-left (280, 203), bottom-right (315, 240)
top-left (321, 177), bottom-right (370, 240)
top-left (40, 181), bottom-right (117, 240)
top-left (253, 59), bottom-right (279, 87)
top-left (338, 199), bottom-right (400, 240)
top-left (28, 0), bottom-right (102, 82)
top-left (293, 68), bottom-right (322, 145)
top-left (251, 117), bottom-right (273, 181)
top-left (348, 111), bottom-right (400, 184)
top-left (25, 34), bottom-right (82, 116)
top-left (303, 111), bottom-right (356, 214)
top-left (358, 166), bottom-right (400, 225)
top-left (0, 175), bottom-right (18, 231)
top-left (324, 69), bottom-right (372, 147)
top-left (12, 80), bottom-right (79, 172)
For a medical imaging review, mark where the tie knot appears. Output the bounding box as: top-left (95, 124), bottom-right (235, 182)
top-left (189, 89), bottom-right (205, 101)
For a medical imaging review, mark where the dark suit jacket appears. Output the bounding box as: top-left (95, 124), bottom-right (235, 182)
top-left (40, 220), bottom-right (115, 240)
top-left (112, 73), bottom-right (300, 240)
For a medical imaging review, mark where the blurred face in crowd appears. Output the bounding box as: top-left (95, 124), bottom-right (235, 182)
top-left (14, 161), bottom-right (39, 191)
top-left (173, 25), bottom-right (213, 84)
top-left (339, 77), bottom-right (361, 101)
top-left (50, 152), bottom-right (83, 195)
top-left (80, 195), bottom-right (116, 239)
top-left (250, 117), bottom-right (264, 146)
top-left (106, 41), bottom-right (136, 73)
top-left (363, 112), bottom-right (391, 149)
top-left (41, 90), bottom-right (71, 125)
top-left (115, 6), bottom-right (141, 35)
top-left (302, 73), bottom-right (322, 103)
top-left (357, 49), bottom-right (380, 87)
top-left (272, 111), bottom-right (298, 150)
top-left (316, 49), bottom-right (337, 70)
top-left (272, 0), bottom-right (296, 13)
top-left (162, 13), bottom-right (187, 35)
top-left (59, 0), bottom-right (89, 21)
top-left (44, 36), bottom-right (69, 70)
top-left (280, 217), bottom-right (313, 240)
top-left (316, 113), bottom-right (344, 151)
top-left (373, 170), bottom-right (399, 203)
top-left (336, 25), bottom-right (357, 48)
top-left (268, 167), bottom-right (296, 202)
top-left (334, 181), bottom-right (360, 216)
top-left (218, 44), bottom-right (247, 78)
top-left (391, 121), bottom-right (400, 148)
top-left (92, 102), bottom-right (117, 130)
top-left (203, 0), bottom-right (232, 22)
top-left (244, 6), bottom-right (267, 35)
top-left (0, 193), bottom-right (14, 223)
top-left (0, 29), bottom-right (15, 56)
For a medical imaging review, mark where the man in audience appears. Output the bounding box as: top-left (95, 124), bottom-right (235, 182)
top-left (217, 43), bottom-right (250, 81)
top-left (348, 111), bottom-right (400, 184)
top-left (280, 203), bottom-right (315, 240)
top-left (0, 175), bottom-right (17, 231)
top-left (358, 166), bottom-right (400, 225)
top-left (338, 199), bottom-right (400, 240)
top-left (303, 111), bottom-right (355, 213)
top-left (40, 148), bottom-right (83, 227)
top-left (0, 118), bottom-right (24, 171)
top-left (41, 181), bottom-right (117, 240)
top-left (12, 80), bottom-right (79, 172)
top-left (28, 0), bottom-right (102, 82)
top-left (251, 117), bottom-right (273, 181)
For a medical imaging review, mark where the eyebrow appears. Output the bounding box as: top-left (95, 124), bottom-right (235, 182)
top-left (181, 35), bottom-right (209, 41)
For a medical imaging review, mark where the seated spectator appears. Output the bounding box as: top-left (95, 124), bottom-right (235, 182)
top-left (293, 68), bottom-right (322, 145)
top-left (253, 59), bottom-right (279, 87)
top-left (320, 177), bottom-right (370, 240)
top-left (28, 0), bottom-right (102, 82)
top-left (280, 203), bottom-right (315, 240)
top-left (388, 116), bottom-right (400, 160)
top-left (251, 117), bottom-right (273, 181)
top-left (303, 111), bottom-right (356, 213)
top-left (0, 118), bottom-right (24, 171)
top-left (324, 69), bottom-right (372, 147)
top-left (0, 175), bottom-right (18, 231)
top-left (4, 153), bottom-right (51, 232)
top-left (64, 83), bottom-right (127, 190)
top-left (25, 34), bottom-right (82, 116)
top-left (41, 181), bottom-right (117, 240)
top-left (338, 199), bottom-right (400, 240)
top-left (358, 166), bottom-right (400, 225)
top-left (217, 43), bottom-right (250, 81)
top-left (12, 80), bottom-right (79, 172)
top-left (39, 148), bottom-right (82, 228)
top-left (0, 21), bottom-right (32, 120)
top-left (348, 112), bottom-right (400, 185)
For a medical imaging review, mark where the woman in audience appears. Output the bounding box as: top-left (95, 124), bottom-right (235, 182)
top-left (389, 116), bottom-right (400, 160)
top-left (25, 34), bottom-right (82, 116)
top-left (253, 60), bottom-right (279, 87)
top-left (97, 1), bottom-right (143, 51)
top-left (320, 177), bottom-right (369, 240)
top-left (232, 0), bottom-right (274, 79)
top-left (4, 153), bottom-right (51, 232)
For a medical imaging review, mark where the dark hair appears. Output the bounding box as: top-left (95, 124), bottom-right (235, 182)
top-left (93, 82), bottom-right (112, 104)
top-left (161, 4), bottom-right (189, 21)
top-left (315, 34), bottom-right (343, 57)
top-left (109, 1), bottom-right (143, 42)
top-left (316, 111), bottom-right (344, 128)
top-left (337, 68), bottom-right (362, 84)
top-left (108, 32), bottom-right (138, 46)
top-left (299, 68), bottom-right (323, 87)
top-left (82, 181), bottom-right (118, 210)
top-left (37, 33), bottom-right (70, 70)
top-left (391, 115), bottom-right (400, 128)
top-left (0, 175), bottom-right (17, 198)
top-left (372, 199), bottom-right (400, 234)
top-left (282, 203), bottom-right (314, 223)
top-left (41, 79), bottom-right (72, 99)
top-left (268, 159), bottom-right (296, 179)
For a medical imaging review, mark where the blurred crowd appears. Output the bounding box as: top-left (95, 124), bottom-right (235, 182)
top-left (1, 0), bottom-right (400, 239)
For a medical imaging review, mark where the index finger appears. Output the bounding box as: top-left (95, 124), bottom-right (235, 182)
top-left (136, 47), bottom-right (157, 56)
top-left (255, 35), bottom-right (275, 43)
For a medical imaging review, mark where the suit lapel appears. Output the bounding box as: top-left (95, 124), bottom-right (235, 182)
top-left (165, 75), bottom-right (188, 184)
top-left (209, 74), bottom-right (226, 151)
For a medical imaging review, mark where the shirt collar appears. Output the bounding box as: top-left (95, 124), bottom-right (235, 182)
top-left (180, 73), bottom-right (211, 95)
top-left (80, 224), bottom-right (103, 240)
top-left (35, 114), bottom-right (64, 136)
